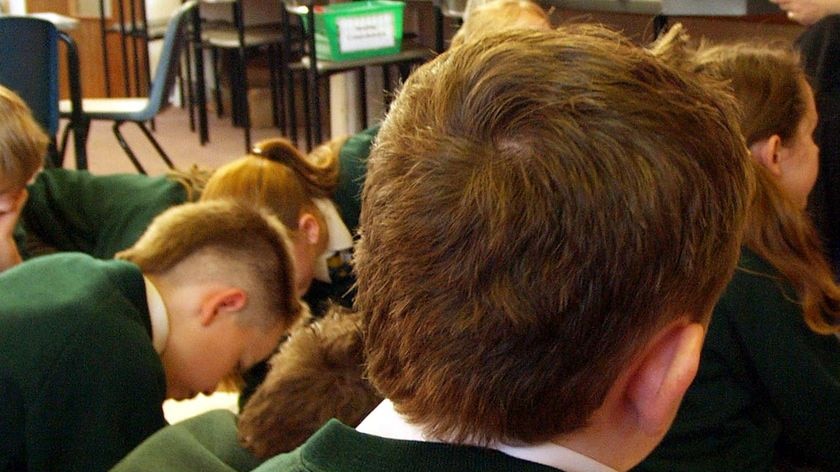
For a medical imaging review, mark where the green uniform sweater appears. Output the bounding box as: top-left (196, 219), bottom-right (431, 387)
top-left (333, 125), bottom-right (378, 234)
top-left (254, 419), bottom-right (561, 472)
top-left (112, 410), bottom-right (262, 472)
top-left (636, 248), bottom-right (840, 472)
top-left (0, 253), bottom-right (167, 472)
top-left (20, 168), bottom-right (188, 259)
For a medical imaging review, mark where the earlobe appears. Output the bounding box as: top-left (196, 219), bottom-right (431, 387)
top-left (199, 288), bottom-right (248, 326)
top-left (750, 135), bottom-right (783, 177)
top-left (626, 321), bottom-right (705, 436)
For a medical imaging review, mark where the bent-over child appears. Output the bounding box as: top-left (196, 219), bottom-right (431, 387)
top-left (0, 200), bottom-right (304, 471)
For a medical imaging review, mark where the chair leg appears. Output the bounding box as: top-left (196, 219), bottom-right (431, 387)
top-left (302, 72), bottom-right (312, 151)
top-left (58, 118), bottom-right (90, 170)
top-left (279, 6), bottom-right (298, 147)
top-left (279, 46), bottom-right (296, 147)
top-left (212, 48), bottom-right (224, 118)
top-left (238, 56), bottom-right (252, 151)
top-left (47, 138), bottom-right (61, 169)
top-left (58, 123), bottom-right (72, 166)
top-left (190, 6), bottom-right (209, 146)
top-left (287, 69), bottom-right (298, 147)
top-left (73, 117), bottom-right (90, 171)
top-left (268, 44), bottom-right (282, 130)
top-left (232, 0), bottom-right (251, 151)
top-left (231, 49), bottom-right (252, 151)
top-left (309, 70), bottom-right (321, 146)
top-left (359, 68), bottom-right (368, 130)
top-left (112, 121), bottom-right (148, 174)
top-left (134, 121), bottom-right (176, 170)
top-left (183, 43), bottom-right (196, 133)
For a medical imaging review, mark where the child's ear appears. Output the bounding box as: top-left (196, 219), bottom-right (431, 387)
top-left (750, 135), bottom-right (783, 177)
top-left (199, 288), bottom-right (248, 326)
top-left (297, 212), bottom-right (321, 246)
top-left (624, 320), bottom-right (705, 436)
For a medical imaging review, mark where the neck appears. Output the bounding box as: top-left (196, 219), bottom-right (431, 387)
top-left (550, 402), bottom-right (655, 472)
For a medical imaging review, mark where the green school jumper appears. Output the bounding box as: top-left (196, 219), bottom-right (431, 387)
top-left (636, 248), bottom-right (840, 472)
top-left (254, 419), bottom-right (562, 472)
top-left (20, 168), bottom-right (188, 260)
top-left (333, 125), bottom-right (379, 234)
top-left (0, 253), bottom-right (167, 472)
top-left (112, 410), bottom-right (263, 472)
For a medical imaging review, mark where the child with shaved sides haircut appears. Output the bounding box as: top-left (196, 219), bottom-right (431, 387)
top-left (253, 25), bottom-right (754, 472)
top-left (0, 200), bottom-right (304, 472)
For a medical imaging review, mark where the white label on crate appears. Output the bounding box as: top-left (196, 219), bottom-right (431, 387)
top-left (337, 13), bottom-right (395, 53)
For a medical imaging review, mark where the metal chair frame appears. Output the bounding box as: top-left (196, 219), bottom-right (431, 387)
top-left (59, 0), bottom-right (202, 174)
top-left (0, 16), bottom-right (87, 169)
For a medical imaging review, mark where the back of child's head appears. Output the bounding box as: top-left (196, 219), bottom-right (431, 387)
top-left (201, 138), bottom-right (339, 231)
top-left (117, 200), bottom-right (301, 329)
top-left (692, 43), bottom-right (806, 147)
top-left (687, 41), bottom-right (840, 335)
top-left (357, 25), bottom-right (753, 445)
top-left (450, 0), bottom-right (550, 47)
top-left (238, 308), bottom-right (381, 458)
top-left (0, 85), bottom-right (48, 191)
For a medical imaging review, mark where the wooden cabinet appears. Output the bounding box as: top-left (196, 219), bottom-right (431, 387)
top-left (28, 0), bottom-right (142, 98)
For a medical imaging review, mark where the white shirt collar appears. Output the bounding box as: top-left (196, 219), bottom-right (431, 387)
top-left (357, 400), bottom-right (616, 472)
top-left (312, 198), bottom-right (354, 283)
top-left (143, 276), bottom-right (169, 354)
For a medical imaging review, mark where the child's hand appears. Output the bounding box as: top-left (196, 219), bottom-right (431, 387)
top-left (771, 0), bottom-right (840, 25)
top-left (0, 188), bottom-right (28, 272)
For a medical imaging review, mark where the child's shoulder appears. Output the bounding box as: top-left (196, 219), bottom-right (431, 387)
top-left (1, 253), bottom-right (144, 310)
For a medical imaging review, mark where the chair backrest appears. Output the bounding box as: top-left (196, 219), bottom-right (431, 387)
top-left (148, 0), bottom-right (186, 24)
top-left (0, 17), bottom-right (59, 136)
top-left (200, 0), bottom-right (284, 27)
top-left (147, 0), bottom-right (198, 115)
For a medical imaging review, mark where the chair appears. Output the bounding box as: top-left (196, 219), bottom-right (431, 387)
top-left (432, 0), bottom-right (463, 52)
top-left (0, 16), bottom-right (87, 169)
top-left (200, 0), bottom-right (293, 151)
top-left (59, 0), bottom-right (199, 174)
top-left (284, 0), bottom-right (435, 149)
top-left (94, 0), bottom-right (208, 145)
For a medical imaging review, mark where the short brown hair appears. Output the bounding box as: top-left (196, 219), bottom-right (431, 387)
top-left (358, 26), bottom-right (753, 444)
top-left (238, 308), bottom-right (381, 458)
top-left (117, 200), bottom-right (301, 328)
top-left (0, 85), bottom-right (48, 191)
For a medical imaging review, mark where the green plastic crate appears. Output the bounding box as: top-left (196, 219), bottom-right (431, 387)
top-left (305, 1), bottom-right (405, 61)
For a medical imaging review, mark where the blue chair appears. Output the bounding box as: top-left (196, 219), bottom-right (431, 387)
top-left (0, 16), bottom-right (86, 169)
top-left (58, 0), bottom-right (199, 174)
